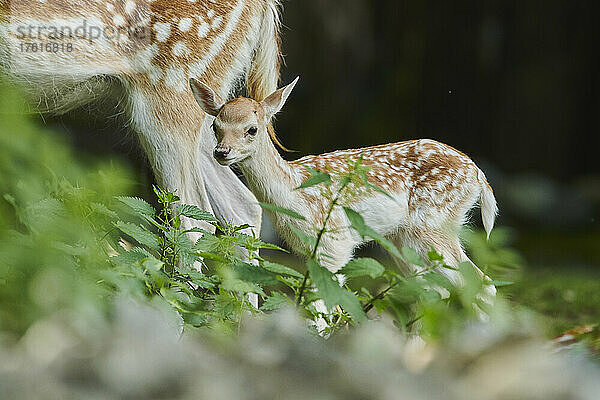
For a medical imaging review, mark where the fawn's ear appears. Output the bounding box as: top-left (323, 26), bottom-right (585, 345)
top-left (261, 76), bottom-right (299, 120)
top-left (190, 78), bottom-right (225, 117)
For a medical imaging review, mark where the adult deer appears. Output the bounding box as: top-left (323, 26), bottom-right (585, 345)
top-left (0, 0), bottom-right (283, 238)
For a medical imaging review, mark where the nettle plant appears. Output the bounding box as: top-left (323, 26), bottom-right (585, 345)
top-left (111, 160), bottom-right (494, 336)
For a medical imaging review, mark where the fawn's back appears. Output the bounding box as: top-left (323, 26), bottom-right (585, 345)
top-left (293, 139), bottom-right (486, 215)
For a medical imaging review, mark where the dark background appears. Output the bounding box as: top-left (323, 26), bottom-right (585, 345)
top-left (280, 1), bottom-right (599, 178)
top-left (54, 0), bottom-right (600, 269)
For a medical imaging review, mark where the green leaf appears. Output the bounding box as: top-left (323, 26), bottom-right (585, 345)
top-left (184, 270), bottom-right (217, 289)
top-left (254, 242), bottom-right (288, 252)
top-left (232, 263), bottom-right (279, 285)
top-left (195, 251), bottom-right (229, 263)
top-left (343, 207), bottom-right (402, 258)
top-left (307, 259), bottom-right (365, 323)
top-left (458, 261), bottom-right (484, 304)
top-left (355, 167), bottom-right (394, 200)
top-left (459, 261), bottom-right (482, 286)
top-left (343, 207), bottom-right (368, 234)
top-left (176, 233), bottom-right (201, 269)
top-left (193, 233), bottom-right (221, 252)
top-left (260, 292), bottom-right (291, 311)
top-left (221, 278), bottom-right (266, 297)
top-left (183, 227), bottom-right (211, 234)
top-left (387, 279), bottom-right (425, 304)
top-left (373, 299), bottom-right (390, 313)
top-left (153, 185), bottom-right (180, 204)
top-left (213, 293), bottom-right (238, 319)
top-left (341, 258), bottom-right (385, 279)
top-left (259, 202), bottom-right (306, 220)
top-left (490, 280), bottom-right (514, 287)
top-left (116, 196), bottom-right (155, 217)
top-left (233, 234), bottom-right (288, 253)
top-left (52, 242), bottom-right (88, 257)
top-left (296, 167), bottom-right (332, 189)
top-left (110, 247), bottom-right (153, 265)
top-left (177, 204), bottom-right (218, 221)
top-left (422, 271), bottom-right (455, 291)
top-left (277, 275), bottom-right (301, 290)
top-left (90, 202), bottom-right (119, 219)
top-left (366, 181), bottom-right (394, 199)
top-left (262, 261), bottom-right (305, 279)
top-left (231, 224), bottom-right (252, 233)
top-left (427, 248), bottom-right (445, 262)
top-left (402, 247), bottom-right (424, 267)
top-left (114, 221), bottom-right (160, 251)
top-left (142, 257), bottom-right (164, 272)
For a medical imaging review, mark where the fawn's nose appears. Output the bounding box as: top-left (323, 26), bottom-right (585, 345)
top-left (213, 147), bottom-right (231, 159)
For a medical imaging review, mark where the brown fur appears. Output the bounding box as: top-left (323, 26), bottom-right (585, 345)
top-left (290, 139), bottom-right (483, 209)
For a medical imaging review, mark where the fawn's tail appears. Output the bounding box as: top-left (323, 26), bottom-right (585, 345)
top-left (479, 170), bottom-right (498, 239)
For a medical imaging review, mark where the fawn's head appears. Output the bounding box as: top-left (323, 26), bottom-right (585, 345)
top-left (190, 77), bottom-right (299, 166)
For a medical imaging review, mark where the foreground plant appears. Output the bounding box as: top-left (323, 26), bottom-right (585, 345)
top-left (110, 161), bottom-right (497, 337)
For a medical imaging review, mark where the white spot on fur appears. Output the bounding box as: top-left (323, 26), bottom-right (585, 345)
top-left (178, 17), bottom-right (193, 32)
top-left (148, 66), bottom-right (163, 84)
top-left (165, 66), bottom-right (187, 92)
top-left (173, 41), bottom-right (190, 57)
top-left (197, 22), bottom-right (210, 38)
top-left (212, 16), bottom-right (223, 29)
top-left (125, 1), bottom-right (136, 15)
top-left (153, 22), bottom-right (171, 42)
top-left (131, 43), bottom-right (162, 83)
top-left (113, 14), bottom-right (126, 26)
top-left (189, 0), bottom-right (246, 79)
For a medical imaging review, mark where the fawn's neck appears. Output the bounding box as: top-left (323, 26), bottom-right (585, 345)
top-left (238, 138), bottom-right (300, 207)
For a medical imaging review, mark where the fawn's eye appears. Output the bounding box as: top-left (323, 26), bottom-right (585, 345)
top-left (247, 127), bottom-right (258, 136)
top-left (211, 123), bottom-right (216, 132)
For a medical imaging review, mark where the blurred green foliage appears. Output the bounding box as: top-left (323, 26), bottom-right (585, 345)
top-left (508, 269), bottom-right (600, 336)
top-left (0, 80), bottom-right (134, 334)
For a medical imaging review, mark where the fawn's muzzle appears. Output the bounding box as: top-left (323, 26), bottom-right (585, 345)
top-left (213, 147), bottom-right (231, 160)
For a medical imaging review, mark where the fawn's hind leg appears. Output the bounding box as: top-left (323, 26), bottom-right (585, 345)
top-left (388, 233), bottom-right (418, 276)
top-left (398, 228), bottom-right (496, 299)
top-left (387, 229), bottom-right (464, 281)
top-left (390, 228), bottom-right (476, 283)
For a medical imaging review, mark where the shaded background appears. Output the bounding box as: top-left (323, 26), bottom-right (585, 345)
top-left (52, 0), bottom-right (599, 274)
top-left (276, 0), bottom-right (600, 273)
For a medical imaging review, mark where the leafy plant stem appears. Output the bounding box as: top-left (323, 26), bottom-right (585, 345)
top-left (363, 279), bottom-right (401, 313)
top-left (296, 181), bottom-right (349, 306)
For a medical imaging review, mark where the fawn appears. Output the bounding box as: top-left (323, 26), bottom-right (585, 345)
top-left (190, 77), bottom-right (498, 292)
